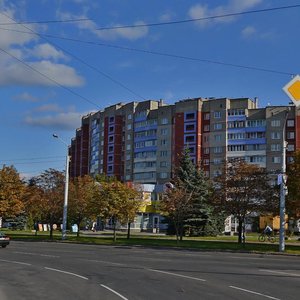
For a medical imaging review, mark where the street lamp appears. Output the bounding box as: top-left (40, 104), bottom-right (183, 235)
top-left (279, 109), bottom-right (290, 252)
top-left (53, 134), bottom-right (70, 240)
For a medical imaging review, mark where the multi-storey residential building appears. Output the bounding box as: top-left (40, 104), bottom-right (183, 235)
top-left (69, 97), bottom-right (300, 231)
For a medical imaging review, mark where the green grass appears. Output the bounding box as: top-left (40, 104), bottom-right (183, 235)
top-left (3, 229), bottom-right (300, 255)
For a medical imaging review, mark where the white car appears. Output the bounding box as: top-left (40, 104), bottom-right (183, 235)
top-left (0, 231), bottom-right (10, 248)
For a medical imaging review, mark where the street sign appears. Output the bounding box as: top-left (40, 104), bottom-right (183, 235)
top-left (283, 75), bottom-right (300, 106)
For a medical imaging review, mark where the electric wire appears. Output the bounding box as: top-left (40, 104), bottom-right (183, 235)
top-left (0, 12), bottom-right (146, 102)
top-left (0, 27), bottom-right (294, 77)
top-left (94, 4), bottom-right (300, 30)
top-left (0, 18), bottom-right (90, 25)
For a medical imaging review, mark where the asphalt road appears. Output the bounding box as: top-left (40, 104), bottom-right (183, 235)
top-left (0, 241), bottom-right (299, 300)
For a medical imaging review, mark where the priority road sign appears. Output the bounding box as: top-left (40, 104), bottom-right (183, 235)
top-left (283, 75), bottom-right (300, 106)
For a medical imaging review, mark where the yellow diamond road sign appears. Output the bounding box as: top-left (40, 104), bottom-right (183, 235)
top-left (283, 75), bottom-right (300, 106)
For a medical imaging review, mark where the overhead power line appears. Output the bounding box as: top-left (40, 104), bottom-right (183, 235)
top-left (0, 27), bottom-right (294, 76)
top-left (0, 18), bottom-right (90, 25)
top-left (0, 155), bottom-right (65, 162)
top-left (95, 4), bottom-right (300, 30)
top-left (0, 12), bottom-right (146, 102)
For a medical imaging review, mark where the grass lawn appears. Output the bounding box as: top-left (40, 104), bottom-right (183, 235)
top-left (3, 229), bottom-right (300, 255)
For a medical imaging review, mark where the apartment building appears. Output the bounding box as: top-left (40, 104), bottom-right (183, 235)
top-left (69, 97), bottom-right (300, 231)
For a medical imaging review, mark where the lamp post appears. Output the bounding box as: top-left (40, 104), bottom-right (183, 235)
top-left (53, 134), bottom-right (70, 240)
top-left (279, 109), bottom-right (290, 252)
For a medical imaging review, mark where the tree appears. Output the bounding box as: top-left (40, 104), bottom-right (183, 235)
top-left (213, 159), bottom-right (275, 244)
top-left (286, 150), bottom-right (300, 229)
top-left (0, 165), bottom-right (25, 219)
top-left (33, 169), bottom-right (65, 239)
top-left (93, 178), bottom-right (141, 242)
top-left (160, 178), bottom-right (194, 243)
top-left (68, 175), bottom-right (97, 237)
top-left (176, 149), bottom-right (213, 236)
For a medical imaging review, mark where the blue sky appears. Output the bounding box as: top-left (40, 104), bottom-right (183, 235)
top-left (0, 0), bottom-right (299, 179)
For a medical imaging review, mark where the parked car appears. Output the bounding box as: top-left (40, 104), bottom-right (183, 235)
top-left (0, 231), bottom-right (10, 248)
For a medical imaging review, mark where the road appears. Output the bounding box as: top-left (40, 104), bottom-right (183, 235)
top-left (0, 241), bottom-right (299, 299)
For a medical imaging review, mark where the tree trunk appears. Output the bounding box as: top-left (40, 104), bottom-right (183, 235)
top-left (242, 221), bottom-right (246, 248)
top-left (49, 223), bottom-right (53, 240)
top-left (76, 222), bottom-right (80, 238)
top-left (113, 220), bottom-right (117, 242)
top-left (179, 222), bottom-right (184, 241)
top-left (127, 222), bottom-right (131, 239)
top-left (238, 218), bottom-right (243, 244)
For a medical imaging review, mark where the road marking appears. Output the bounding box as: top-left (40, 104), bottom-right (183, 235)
top-left (260, 269), bottom-right (300, 277)
top-left (14, 251), bottom-right (59, 258)
top-left (44, 267), bottom-right (88, 280)
top-left (100, 284), bottom-right (128, 300)
top-left (148, 268), bottom-right (206, 282)
top-left (229, 286), bottom-right (281, 300)
top-left (83, 259), bottom-right (126, 266)
top-left (0, 259), bottom-right (31, 266)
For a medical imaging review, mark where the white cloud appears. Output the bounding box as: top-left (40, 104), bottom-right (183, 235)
top-left (13, 92), bottom-right (40, 102)
top-left (33, 104), bottom-right (62, 113)
top-left (0, 4), bottom-right (84, 87)
top-left (24, 111), bottom-right (83, 130)
top-left (0, 60), bottom-right (84, 86)
top-left (58, 11), bottom-right (148, 41)
top-left (241, 26), bottom-right (256, 38)
top-left (30, 44), bottom-right (68, 61)
top-left (188, 0), bottom-right (263, 28)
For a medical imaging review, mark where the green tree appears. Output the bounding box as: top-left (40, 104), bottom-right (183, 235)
top-left (213, 159), bottom-right (275, 244)
top-left (0, 165), bottom-right (25, 219)
top-left (68, 175), bottom-right (97, 237)
top-left (93, 178), bottom-right (141, 242)
top-left (286, 150), bottom-right (300, 229)
top-left (176, 149), bottom-right (213, 236)
top-left (160, 178), bottom-right (194, 243)
top-left (33, 169), bottom-right (65, 239)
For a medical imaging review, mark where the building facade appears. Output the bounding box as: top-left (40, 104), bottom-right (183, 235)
top-left (69, 97), bottom-right (300, 231)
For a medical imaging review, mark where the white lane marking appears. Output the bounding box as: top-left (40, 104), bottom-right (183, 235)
top-left (100, 284), bottom-right (128, 300)
top-left (0, 259), bottom-right (31, 266)
top-left (147, 268), bottom-right (206, 282)
top-left (260, 269), bottom-right (300, 277)
top-left (83, 259), bottom-right (126, 266)
top-left (229, 286), bottom-right (281, 300)
top-left (44, 267), bottom-right (88, 280)
top-left (14, 251), bottom-right (59, 258)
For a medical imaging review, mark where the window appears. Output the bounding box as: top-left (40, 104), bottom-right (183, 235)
top-left (287, 144), bottom-right (295, 151)
top-left (185, 112), bottom-right (195, 120)
top-left (213, 158), bottom-right (221, 164)
top-left (203, 148), bottom-right (210, 154)
top-left (203, 159), bottom-right (209, 165)
top-left (108, 145), bottom-right (114, 153)
top-left (108, 135), bottom-right (114, 143)
top-left (108, 155), bottom-right (113, 162)
top-left (127, 124), bottom-right (132, 130)
top-left (214, 111), bottom-right (221, 118)
top-left (213, 146), bottom-right (222, 153)
top-left (128, 114), bottom-right (132, 120)
top-left (214, 123), bottom-right (222, 130)
top-left (161, 128), bottom-right (168, 135)
top-left (185, 123), bottom-right (195, 132)
top-left (127, 134), bottom-right (131, 140)
top-left (272, 157), bottom-right (281, 163)
top-left (214, 134), bottom-right (221, 142)
top-left (160, 161), bottom-right (168, 167)
top-left (126, 154), bottom-right (131, 160)
top-left (271, 120), bottom-right (280, 127)
top-left (271, 132), bottom-right (281, 139)
top-left (185, 135), bottom-right (195, 143)
top-left (287, 131), bottom-right (295, 139)
top-left (161, 139), bottom-right (167, 146)
top-left (109, 126), bottom-right (114, 132)
top-left (188, 146), bottom-right (195, 154)
top-left (126, 144), bottom-right (131, 150)
top-left (160, 172), bottom-right (168, 179)
top-left (107, 165), bottom-right (113, 172)
top-left (161, 118), bottom-right (168, 125)
top-left (160, 151), bottom-right (168, 157)
top-left (204, 125), bottom-right (210, 132)
top-left (109, 116), bottom-right (114, 123)
top-left (271, 144), bottom-right (281, 151)
top-left (203, 135), bottom-right (209, 142)
top-left (204, 113), bottom-right (210, 120)
top-left (287, 119), bottom-right (295, 127)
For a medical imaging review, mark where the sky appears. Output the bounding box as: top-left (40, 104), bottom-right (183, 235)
top-left (0, 0), bottom-right (300, 179)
